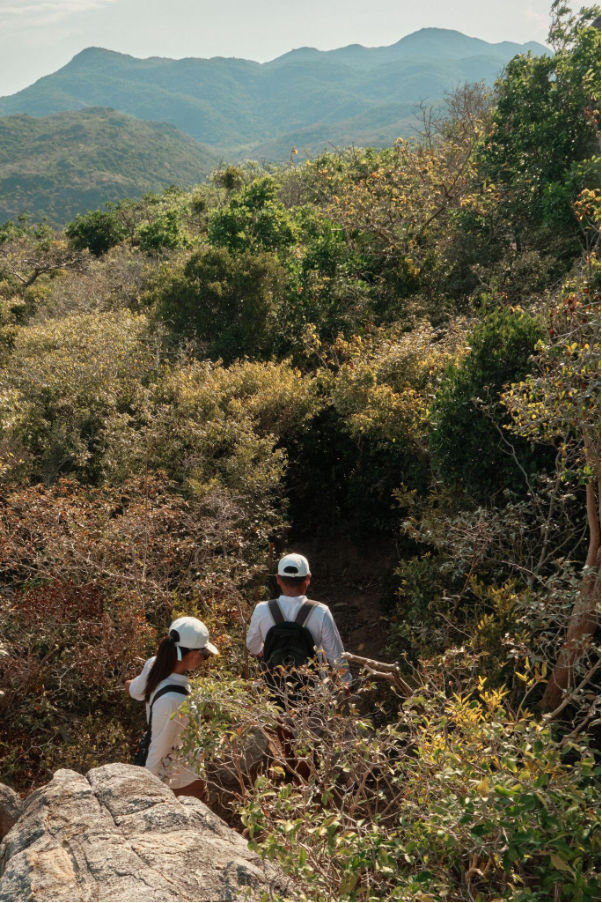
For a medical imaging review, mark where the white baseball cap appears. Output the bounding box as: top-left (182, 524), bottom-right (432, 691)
top-left (277, 553), bottom-right (311, 578)
top-left (169, 616), bottom-right (219, 660)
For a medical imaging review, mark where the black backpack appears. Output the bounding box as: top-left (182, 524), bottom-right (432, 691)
top-left (133, 684), bottom-right (190, 767)
top-left (263, 599), bottom-right (317, 682)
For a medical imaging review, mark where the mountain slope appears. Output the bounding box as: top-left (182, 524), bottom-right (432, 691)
top-left (0, 108), bottom-right (218, 226)
top-left (0, 29), bottom-right (549, 156)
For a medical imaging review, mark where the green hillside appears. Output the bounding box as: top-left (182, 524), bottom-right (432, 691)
top-left (0, 28), bottom-right (549, 157)
top-left (0, 108), bottom-right (218, 225)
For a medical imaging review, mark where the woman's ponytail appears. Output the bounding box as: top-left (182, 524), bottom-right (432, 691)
top-left (144, 635), bottom-right (178, 703)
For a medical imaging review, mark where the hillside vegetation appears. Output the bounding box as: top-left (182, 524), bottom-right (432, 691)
top-left (0, 28), bottom-right (548, 157)
top-left (0, 6), bottom-right (599, 902)
top-left (0, 108), bottom-right (218, 226)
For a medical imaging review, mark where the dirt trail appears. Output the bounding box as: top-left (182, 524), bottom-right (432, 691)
top-left (287, 534), bottom-right (398, 663)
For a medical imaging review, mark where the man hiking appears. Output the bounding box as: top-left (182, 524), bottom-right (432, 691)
top-left (246, 552), bottom-right (352, 690)
top-left (246, 552), bottom-right (351, 780)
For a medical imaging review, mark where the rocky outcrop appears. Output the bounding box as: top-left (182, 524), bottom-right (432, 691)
top-left (0, 785), bottom-right (22, 841)
top-left (0, 763), bottom-right (288, 902)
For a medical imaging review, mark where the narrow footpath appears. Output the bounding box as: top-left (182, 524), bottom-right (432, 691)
top-left (287, 533), bottom-right (398, 663)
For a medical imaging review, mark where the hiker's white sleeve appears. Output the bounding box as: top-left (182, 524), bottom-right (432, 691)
top-left (145, 698), bottom-right (187, 777)
top-left (128, 658), bottom-right (152, 701)
top-left (320, 612), bottom-right (353, 685)
top-left (246, 605), bottom-right (265, 655)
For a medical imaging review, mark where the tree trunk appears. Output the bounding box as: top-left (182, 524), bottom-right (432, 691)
top-left (541, 474), bottom-right (600, 711)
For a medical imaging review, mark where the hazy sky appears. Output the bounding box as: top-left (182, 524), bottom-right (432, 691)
top-left (0, 0), bottom-right (580, 97)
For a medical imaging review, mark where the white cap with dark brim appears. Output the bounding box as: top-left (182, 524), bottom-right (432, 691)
top-left (277, 553), bottom-right (311, 578)
top-left (169, 616), bottom-right (219, 660)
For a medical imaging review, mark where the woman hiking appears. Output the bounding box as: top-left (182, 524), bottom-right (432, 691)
top-left (125, 616), bottom-right (218, 801)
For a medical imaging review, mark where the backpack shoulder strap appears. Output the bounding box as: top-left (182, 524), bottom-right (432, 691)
top-left (148, 684), bottom-right (190, 721)
top-left (295, 600), bottom-right (317, 627)
top-left (268, 599), bottom-right (285, 625)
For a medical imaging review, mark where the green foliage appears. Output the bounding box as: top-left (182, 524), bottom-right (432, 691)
top-left (102, 357), bottom-right (320, 545)
top-left (479, 4), bottom-right (600, 248)
top-left (152, 246), bottom-right (288, 362)
top-left (429, 309), bottom-right (547, 499)
top-left (212, 165), bottom-right (246, 193)
top-left (283, 324), bottom-right (467, 534)
top-left (0, 310), bottom-right (158, 484)
top-left (208, 177), bottom-right (298, 254)
top-left (66, 207), bottom-right (128, 256)
top-left (179, 663), bottom-right (601, 902)
top-left (503, 254), bottom-right (601, 473)
top-left (136, 208), bottom-right (189, 254)
top-left (284, 208), bottom-right (372, 343)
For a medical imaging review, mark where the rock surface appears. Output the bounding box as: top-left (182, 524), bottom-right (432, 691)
top-left (207, 727), bottom-right (271, 821)
top-left (0, 763), bottom-right (287, 902)
top-left (0, 784), bottom-right (22, 841)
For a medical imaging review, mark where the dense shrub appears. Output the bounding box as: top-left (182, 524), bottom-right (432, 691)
top-left (479, 5), bottom-right (600, 251)
top-left (429, 308), bottom-right (547, 500)
top-left (0, 310), bottom-right (160, 484)
top-left (284, 323), bottom-right (468, 533)
top-left (152, 246), bottom-right (288, 362)
top-left (0, 579), bottom-right (154, 789)
top-left (208, 176), bottom-right (298, 253)
top-left (179, 658), bottom-right (601, 902)
top-left (66, 207), bottom-right (128, 256)
top-left (136, 208), bottom-right (189, 254)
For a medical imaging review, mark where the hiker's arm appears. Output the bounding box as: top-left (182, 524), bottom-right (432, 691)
top-left (128, 659), bottom-right (152, 700)
top-left (246, 605), bottom-right (265, 655)
top-left (320, 612), bottom-right (353, 685)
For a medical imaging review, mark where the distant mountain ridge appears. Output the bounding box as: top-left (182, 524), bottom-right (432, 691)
top-left (0, 28), bottom-right (549, 157)
top-left (268, 28), bottom-right (547, 68)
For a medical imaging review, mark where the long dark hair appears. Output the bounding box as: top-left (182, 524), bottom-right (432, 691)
top-left (144, 630), bottom-right (190, 703)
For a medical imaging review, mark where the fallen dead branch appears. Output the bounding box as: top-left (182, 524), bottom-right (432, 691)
top-left (342, 652), bottom-right (414, 696)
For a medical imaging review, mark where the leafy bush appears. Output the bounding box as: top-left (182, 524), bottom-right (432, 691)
top-left (136, 208), bottom-right (189, 254)
top-left (429, 308), bottom-right (547, 500)
top-left (0, 578), bottom-right (154, 789)
top-left (179, 659), bottom-right (601, 902)
top-left (285, 323), bottom-right (467, 533)
top-left (208, 177), bottom-right (298, 254)
top-left (0, 310), bottom-right (160, 484)
top-left (152, 246), bottom-right (288, 362)
top-left (66, 207), bottom-right (128, 256)
top-left (102, 358), bottom-right (319, 530)
top-left (479, 4), bottom-right (600, 250)
top-left (0, 472), bottom-right (282, 621)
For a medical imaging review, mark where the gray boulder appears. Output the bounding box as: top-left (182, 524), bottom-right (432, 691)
top-left (207, 727), bottom-right (271, 821)
top-left (0, 784), bottom-right (22, 841)
top-left (0, 763), bottom-right (288, 902)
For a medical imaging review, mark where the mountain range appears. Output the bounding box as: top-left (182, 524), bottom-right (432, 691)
top-left (0, 28), bottom-right (548, 224)
top-left (0, 29), bottom-right (548, 154)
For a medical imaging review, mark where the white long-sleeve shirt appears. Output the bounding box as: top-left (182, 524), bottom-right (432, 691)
top-left (128, 657), bottom-right (196, 787)
top-left (246, 595), bottom-right (352, 685)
